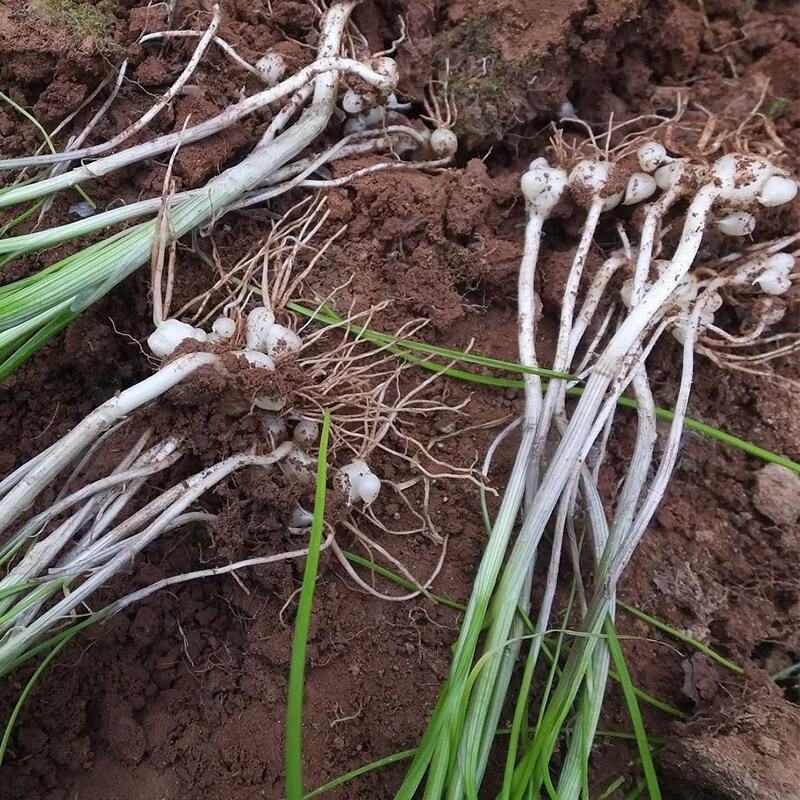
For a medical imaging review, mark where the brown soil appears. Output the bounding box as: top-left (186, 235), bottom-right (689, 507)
top-left (0, 1), bottom-right (798, 799)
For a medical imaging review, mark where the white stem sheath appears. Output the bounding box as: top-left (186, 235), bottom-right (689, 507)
top-left (0, 353), bottom-right (219, 537)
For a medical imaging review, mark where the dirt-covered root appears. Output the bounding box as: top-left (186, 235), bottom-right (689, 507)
top-left (658, 674), bottom-right (800, 800)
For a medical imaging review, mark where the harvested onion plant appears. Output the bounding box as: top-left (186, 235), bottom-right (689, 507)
top-left (0, 195), bottom-right (474, 677)
top-left (396, 138), bottom-right (798, 799)
top-left (0, 2), bottom-right (464, 675)
top-left (0, 0), bottom-right (457, 380)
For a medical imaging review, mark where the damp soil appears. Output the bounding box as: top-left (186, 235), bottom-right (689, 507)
top-left (0, 1), bottom-right (798, 799)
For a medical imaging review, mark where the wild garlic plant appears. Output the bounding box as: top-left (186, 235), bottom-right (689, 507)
top-left (0, 0), bottom-right (457, 380)
top-left (0, 188), bottom-right (478, 675)
top-left (397, 142), bottom-right (798, 799)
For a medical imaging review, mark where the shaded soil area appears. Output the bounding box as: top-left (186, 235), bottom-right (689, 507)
top-left (0, 1), bottom-right (798, 799)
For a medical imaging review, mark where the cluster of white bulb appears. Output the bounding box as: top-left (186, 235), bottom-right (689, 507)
top-left (635, 143), bottom-right (798, 237)
top-left (755, 253), bottom-right (794, 296)
top-left (729, 252), bottom-right (796, 296)
top-left (147, 319), bottom-right (209, 358)
top-left (147, 307), bottom-right (302, 358)
top-left (340, 57), bottom-right (398, 136)
top-left (256, 51), bottom-right (286, 86)
top-left (244, 307), bottom-right (303, 358)
top-left (336, 459), bottom-right (381, 505)
top-left (560, 143), bottom-right (797, 341)
top-left (339, 57), bottom-right (458, 158)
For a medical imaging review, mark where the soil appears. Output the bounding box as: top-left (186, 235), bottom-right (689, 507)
top-left (0, 1), bottom-right (798, 799)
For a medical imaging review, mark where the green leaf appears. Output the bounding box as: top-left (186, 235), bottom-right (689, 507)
top-left (286, 410), bottom-right (331, 800)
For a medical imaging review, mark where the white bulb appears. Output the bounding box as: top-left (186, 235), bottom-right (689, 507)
top-left (147, 319), bottom-right (207, 358)
top-left (342, 89), bottom-right (365, 114)
top-left (521, 163), bottom-right (548, 198)
top-left (637, 142), bottom-right (668, 173)
top-left (242, 350), bottom-right (275, 370)
top-left (654, 160), bottom-right (682, 191)
top-left (362, 105), bottom-right (386, 127)
top-left (212, 317), bottom-right (236, 339)
top-left (285, 448), bottom-right (315, 485)
top-left (558, 100), bottom-right (577, 119)
top-left (757, 271), bottom-right (792, 295)
top-left (624, 172), bottom-right (657, 205)
top-left (569, 160), bottom-right (611, 192)
top-left (256, 52), bottom-right (285, 86)
top-left (767, 252), bottom-right (795, 272)
top-left (245, 307), bottom-right (276, 352)
top-left (336, 460), bottom-right (370, 504)
top-left (344, 115), bottom-right (368, 136)
top-left (261, 412), bottom-right (287, 444)
top-left (758, 174), bottom-right (798, 207)
top-left (521, 160), bottom-right (568, 216)
top-left (569, 160), bottom-right (622, 210)
top-left (288, 504), bottom-right (313, 529)
top-left (293, 419), bottom-right (319, 447)
top-left (245, 350), bottom-right (282, 410)
top-left (756, 298), bottom-right (786, 325)
top-left (266, 324), bottom-right (302, 358)
top-left (430, 128), bottom-right (458, 157)
top-left (716, 211), bottom-right (756, 237)
top-left (371, 56), bottom-right (398, 86)
top-left (356, 472), bottom-right (381, 505)
top-left (602, 190), bottom-right (624, 211)
top-left (712, 154), bottom-right (774, 205)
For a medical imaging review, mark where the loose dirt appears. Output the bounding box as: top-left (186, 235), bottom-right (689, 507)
top-left (0, 1), bottom-right (798, 799)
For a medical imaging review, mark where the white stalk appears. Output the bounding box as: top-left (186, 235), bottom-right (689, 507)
top-left (0, 352), bottom-right (219, 536)
top-left (396, 163), bottom-right (567, 800)
top-left (0, 55), bottom-right (391, 184)
top-left (0, 443), bottom-right (181, 593)
top-left (0, 447), bottom-right (292, 668)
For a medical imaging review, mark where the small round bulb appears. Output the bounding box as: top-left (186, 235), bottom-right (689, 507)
top-left (715, 211), bottom-right (756, 237)
top-left (521, 160), bottom-right (568, 216)
top-left (344, 115), bottom-right (368, 136)
top-left (342, 89), bottom-right (365, 115)
top-left (637, 142), bottom-right (668, 173)
top-left (293, 419), bottom-right (320, 447)
top-left (245, 307), bottom-right (276, 352)
top-left (624, 172), bottom-right (658, 205)
top-left (256, 52), bottom-right (285, 86)
top-left (288, 505), bottom-right (313, 529)
top-left (336, 460), bottom-right (370, 504)
top-left (758, 174), bottom-right (798, 207)
top-left (430, 128), bottom-right (458, 157)
top-left (285, 448), bottom-right (315, 485)
top-left (242, 351), bottom-right (275, 370)
top-left (370, 56), bottom-right (398, 87)
top-left (266, 324), bottom-right (302, 358)
top-left (212, 317), bottom-right (236, 339)
top-left (356, 472), bottom-right (381, 505)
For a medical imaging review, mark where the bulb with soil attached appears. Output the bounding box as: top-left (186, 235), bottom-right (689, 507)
top-left (148, 319), bottom-right (208, 358)
top-left (336, 459), bottom-right (381, 505)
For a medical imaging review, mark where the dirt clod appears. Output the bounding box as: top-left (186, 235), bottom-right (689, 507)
top-left (753, 464), bottom-right (800, 526)
top-left (659, 678), bottom-right (800, 800)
